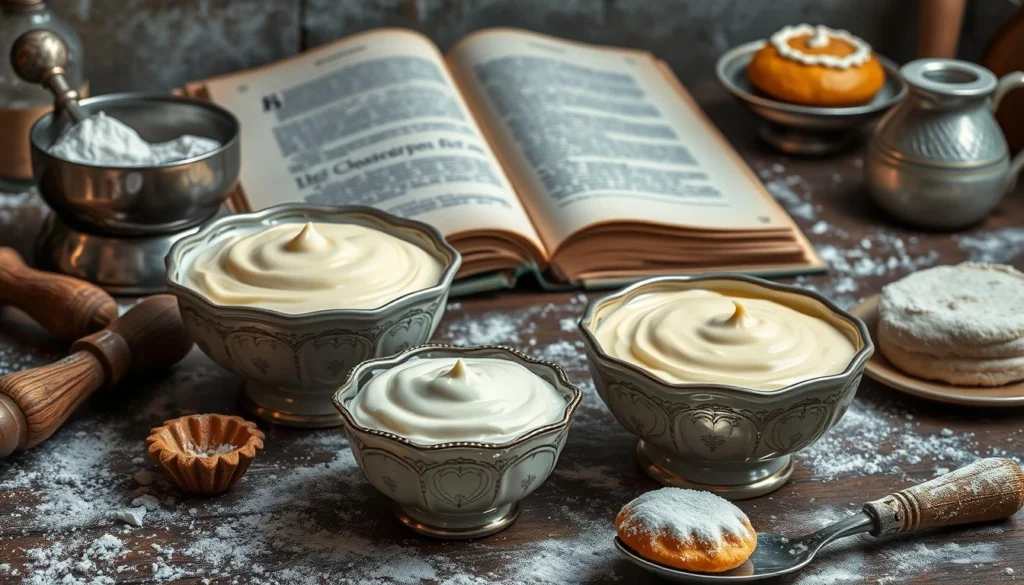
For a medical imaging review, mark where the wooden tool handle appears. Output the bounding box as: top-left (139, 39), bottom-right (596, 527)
top-left (0, 295), bottom-right (192, 455)
top-left (865, 458), bottom-right (1024, 536)
top-left (0, 247), bottom-right (116, 341)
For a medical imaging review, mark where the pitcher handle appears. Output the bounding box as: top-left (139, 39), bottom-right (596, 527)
top-left (993, 71), bottom-right (1024, 180)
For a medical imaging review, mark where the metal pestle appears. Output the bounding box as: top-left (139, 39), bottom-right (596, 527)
top-left (10, 29), bottom-right (88, 123)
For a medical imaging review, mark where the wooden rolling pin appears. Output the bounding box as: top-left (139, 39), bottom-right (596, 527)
top-left (0, 295), bottom-right (192, 457)
top-left (0, 247), bottom-right (117, 340)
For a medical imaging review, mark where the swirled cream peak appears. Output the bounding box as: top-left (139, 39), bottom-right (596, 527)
top-left (594, 289), bottom-right (856, 391)
top-left (284, 222), bottom-right (331, 252)
top-left (185, 221), bottom-right (442, 313)
top-left (349, 357), bottom-right (566, 444)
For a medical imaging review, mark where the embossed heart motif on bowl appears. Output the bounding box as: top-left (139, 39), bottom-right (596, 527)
top-left (427, 461), bottom-right (496, 509)
top-left (674, 407), bottom-right (759, 461)
top-left (502, 445), bottom-right (559, 498)
top-left (359, 448), bottom-right (425, 506)
top-left (377, 312), bottom-right (434, 355)
top-left (605, 382), bottom-right (669, 440)
top-left (763, 402), bottom-right (833, 455)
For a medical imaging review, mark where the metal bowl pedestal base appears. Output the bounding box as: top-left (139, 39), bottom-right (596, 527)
top-left (36, 214), bottom-right (203, 295)
top-left (636, 441), bottom-right (793, 500)
top-left (394, 502), bottom-right (520, 539)
top-left (758, 122), bottom-right (860, 156)
top-left (241, 381), bottom-right (343, 428)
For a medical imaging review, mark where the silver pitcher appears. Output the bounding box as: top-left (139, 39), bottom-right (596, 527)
top-left (866, 59), bottom-right (1024, 229)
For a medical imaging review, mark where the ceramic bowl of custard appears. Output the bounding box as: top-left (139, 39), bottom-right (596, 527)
top-left (580, 274), bottom-right (872, 500)
top-left (165, 204), bottom-right (461, 428)
top-left (333, 344), bottom-right (583, 539)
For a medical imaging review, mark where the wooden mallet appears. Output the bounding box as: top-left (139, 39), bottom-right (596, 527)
top-left (0, 295), bottom-right (193, 457)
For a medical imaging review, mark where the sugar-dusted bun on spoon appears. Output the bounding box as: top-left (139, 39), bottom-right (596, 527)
top-left (747, 24), bottom-right (885, 107)
top-left (616, 488), bottom-right (757, 573)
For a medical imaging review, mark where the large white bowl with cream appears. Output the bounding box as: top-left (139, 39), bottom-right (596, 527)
top-left (165, 204), bottom-right (461, 427)
top-left (580, 274), bottom-right (873, 499)
top-left (333, 344), bottom-right (583, 539)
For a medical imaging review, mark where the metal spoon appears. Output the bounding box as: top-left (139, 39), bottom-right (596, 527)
top-left (10, 29), bottom-right (88, 123)
top-left (616, 458), bottom-right (1024, 583)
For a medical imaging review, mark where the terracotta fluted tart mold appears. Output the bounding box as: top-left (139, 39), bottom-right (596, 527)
top-left (147, 414), bottom-right (264, 495)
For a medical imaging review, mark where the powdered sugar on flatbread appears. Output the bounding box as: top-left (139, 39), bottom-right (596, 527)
top-left (879, 263), bottom-right (1024, 347)
top-left (617, 488), bottom-right (751, 545)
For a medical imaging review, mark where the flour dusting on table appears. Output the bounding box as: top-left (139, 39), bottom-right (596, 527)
top-left (0, 175), bottom-right (1021, 583)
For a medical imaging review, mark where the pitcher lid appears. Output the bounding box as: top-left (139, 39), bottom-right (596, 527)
top-left (900, 59), bottom-right (997, 98)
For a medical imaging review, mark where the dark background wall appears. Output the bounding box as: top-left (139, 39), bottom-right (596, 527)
top-left (48, 0), bottom-right (1020, 99)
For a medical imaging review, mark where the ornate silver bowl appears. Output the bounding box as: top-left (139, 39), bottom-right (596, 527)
top-left (165, 204), bottom-right (461, 428)
top-left (716, 40), bottom-right (906, 155)
top-left (579, 274), bottom-right (873, 499)
top-left (333, 344), bottom-right (583, 539)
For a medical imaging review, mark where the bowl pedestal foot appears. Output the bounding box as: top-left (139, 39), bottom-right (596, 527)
top-left (394, 502), bottom-right (520, 539)
top-left (36, 213), bottom-right (205, 295)
top-left (758, 122), bottom-right (860, 156)
top-left (636, 441), bottom-right (793, 500)
top-left (240, 381), bottom-right (342, 428)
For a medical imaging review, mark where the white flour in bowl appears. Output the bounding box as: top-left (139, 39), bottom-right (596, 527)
top-left (48, 111), bottom-right (220, 166)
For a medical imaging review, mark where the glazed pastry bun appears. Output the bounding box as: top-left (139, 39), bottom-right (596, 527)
top-left (747, 24), bottom-right (884, 107)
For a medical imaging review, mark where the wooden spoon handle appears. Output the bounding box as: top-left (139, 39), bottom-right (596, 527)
top-left (0, 247), bottom-right (116, 340)
top-left (864, 458), bottom-right (1024, 536)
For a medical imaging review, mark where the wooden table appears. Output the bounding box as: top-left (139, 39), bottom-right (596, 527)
top-left (0, 97), bottom-right (1022, 584)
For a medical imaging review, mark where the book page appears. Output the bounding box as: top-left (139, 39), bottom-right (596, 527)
top-left (447, 29), bottom-right (794, 251)
top-left (191, 29), bottom-right (544, 260)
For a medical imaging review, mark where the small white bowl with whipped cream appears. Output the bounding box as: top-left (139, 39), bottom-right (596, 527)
top-left (333, 344), bottom-right (583, 539)
top-left (165, 204), bottom-right (461, 428)
top-left (580, 274), bottom-right (872, 500)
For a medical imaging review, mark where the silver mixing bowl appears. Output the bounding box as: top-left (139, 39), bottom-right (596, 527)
top-left (29, 92), bottom-right (240, 235)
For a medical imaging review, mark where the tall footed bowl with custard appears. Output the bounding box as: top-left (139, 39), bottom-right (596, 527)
top-left (166, 204), bottom-right (460, 427)
top-left (580, 274), bottom-right (872, 499)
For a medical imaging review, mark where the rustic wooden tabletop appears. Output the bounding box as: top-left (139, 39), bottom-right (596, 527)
top-left (0, 96), bottom-right (1022, 585)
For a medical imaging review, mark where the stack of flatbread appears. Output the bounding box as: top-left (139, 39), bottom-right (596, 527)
top-left (877, 263), bottom-right (1024, 387)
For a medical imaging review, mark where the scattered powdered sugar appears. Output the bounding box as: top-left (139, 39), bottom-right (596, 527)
top-left (766, 174), bottom-right (818, 221)
top-left (795, 538), bottom-right (1004, 585)
top-left (797, 397), bottom-right (988, 479)
top-left (0, 185), bottom-right (1020, 583)
top-left (49, 111), bottom-right (220, 166)
top-left (443, 294), bottom-right (590, 347)
top-left (184, 442), bottom-right (235, 457)
top-left (795, 226), bottom-right (937, 309)
top-left (22, 533), bottom-right (127, 585)
top-left (445, 312), bottom-right (523, 345)
top-left (618, 488), bottom-right (751, 545)
top-left (115, 507), bottom-right (146, 527)
top-left (955, 227), bottom-right (1024, 264)
top-left (131, 494), bottom-right (161, 511)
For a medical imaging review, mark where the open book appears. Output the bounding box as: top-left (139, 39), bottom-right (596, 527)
top-left (185, 28), bottom-right (825, 293)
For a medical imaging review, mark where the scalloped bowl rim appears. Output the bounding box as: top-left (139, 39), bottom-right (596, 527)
top-left (578, 273), bottom-right (874, 399)
top-left (165, 204), bottom-right (462, 323)
top-left (333, 344), bottom-right (584, 451)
